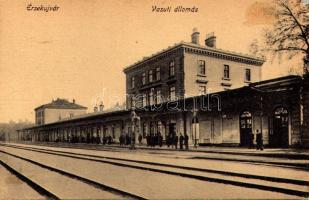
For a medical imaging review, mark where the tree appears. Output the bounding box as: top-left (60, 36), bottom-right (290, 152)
top-left (264, 0), bottom-right (309, 74)
top-left (248, 39), bottom-right (266, 59)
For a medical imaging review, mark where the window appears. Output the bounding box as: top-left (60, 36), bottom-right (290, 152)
top-left (245, 69), bottom-right (251, 82)
top-left (142, 72), bottom-right (146, 85)
top-left (131, 76), bottom-right (135, 89)
top-left (156, 67), bottom-right (160, 80)
top-left (224, 65), bottom-right (230, 79)
top-left (169, 85), bottom-right (176, 101)
top-left (199, 85), bottom-right (207, 95)
top-left (240, 111), bottom-right (252, 129)
top-left (169, 61), bottom-right (175, 76)
top-left (142, 93), bottom-right (147, 107)
top-left (149, 88), bottom-right (154, 105)
top-left (131, 96), bottom-right (136, 108)
top-left (156, 89), bottom-right (161, 104)
top-left (198, 60), bottom-right (206, 75)
top-left (148, 70), bottom-right (153, 83)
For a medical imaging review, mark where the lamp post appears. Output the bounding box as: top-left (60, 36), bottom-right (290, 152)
top-left (192, 108), bottom-right (198, 148)
top-left (130, 109), bottom-right (140, 150)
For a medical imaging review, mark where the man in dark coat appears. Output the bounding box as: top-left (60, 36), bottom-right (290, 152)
top-left (256, 129), bottom-right (263, 151)
top-left (166, 134), bottom-right (171, 147)
top-left (146, 135), bottom-right (150, 146)
top-left (150, 134), bottom-right (155, 147)
top-left (96, 135), bottom-right (100, 144)
top-left (184, 133), bottom-right (189, 150)
top-left (174, 134), bottom-right (178, 149)
top-left (119, 134), bottom-right (123, 146)
top-left (179, 134), bottom-right (184, 150)
top-left (138, 134), bottom-right (142, 145)
top-left (158, 132), bottom-right (163, 147)
top-left (125, 134), bottom-right (130, 145)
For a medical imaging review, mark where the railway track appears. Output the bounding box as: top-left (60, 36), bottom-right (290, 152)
top-left (1, 143), bottom-right (308, 198)
top-left (0, 146), bottom-right (146, 199)
top-left (0, 160), bottom-right (58, 200)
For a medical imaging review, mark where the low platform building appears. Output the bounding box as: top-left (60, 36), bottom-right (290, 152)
top-left (18, 75), bottom-right (309, 148)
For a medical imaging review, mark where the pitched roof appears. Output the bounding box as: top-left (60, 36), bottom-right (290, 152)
top-left (34, 98), bottom-right (87, 110)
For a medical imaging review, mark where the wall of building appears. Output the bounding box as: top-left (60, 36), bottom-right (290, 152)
top-left (125, 49), bottom-right (184, 109)
top-left (184, 52), bottom-right (262, 97)
top-left (35, 109), bottom-right (44, 125)
top-left (44, 108), bottom-right (87, 124)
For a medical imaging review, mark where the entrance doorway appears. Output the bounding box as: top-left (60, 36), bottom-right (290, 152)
top-left (270, 107), bottom-right (289, 148)
top-left (168, 123), bottom-right (176, 136)
top-left (239, 111), bottom-right (253, 147)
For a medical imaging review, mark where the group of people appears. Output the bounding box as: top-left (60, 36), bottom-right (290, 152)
top-left (144, 133), bottom-right (163, 147)
top-left (68, 135), bottom-right (113, 145)
top-left (119, 134), bottom-right (132, 146)
top-left (66, 132), bottom-right (190, 150)
top-left (119, 132), bottom-right (190, 150)
top-left (166, 133), bottom-right (189, 150)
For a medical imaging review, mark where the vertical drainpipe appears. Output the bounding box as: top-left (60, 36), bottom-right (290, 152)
top-left (183, 111), bottom-right (187, 137)
top-left (260, 95), bottom-right (263, 143)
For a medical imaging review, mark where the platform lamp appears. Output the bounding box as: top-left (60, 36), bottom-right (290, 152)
top-left (130, 109), bottom-right (140, 150)
top-left (192, 108), bottom-right (198, 148)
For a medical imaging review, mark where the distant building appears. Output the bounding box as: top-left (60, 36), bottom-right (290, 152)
top-left (34, 98), bottom-right (87, 125)
top-left (124, 28), bottom-right (264, 109)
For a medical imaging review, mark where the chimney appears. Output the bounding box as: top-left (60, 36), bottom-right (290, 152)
top-left (191, 28), bottom-right (200, 44)
top-left (94, 106), bottom-right (98, 112)
top-left (72, 99), bottom-right (75, 104)
top-left (205, 32), bottom-right (216, 48)
top-left (99, 101), bottom-right (104, 112)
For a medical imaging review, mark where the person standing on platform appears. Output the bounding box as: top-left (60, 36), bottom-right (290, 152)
top-left (158, 132), bottom-right (163, 147)
top-left (150, 134), bottom-right (155, 148)
top-left (167, 134), bottom-right (171, 147)
top-left (184, 133), bottom-right (189, 150)
top-left (170, 134), bottom-right (173, 148)
top-left (146, 135), bottom-right (150, 146)
top-left (119, 134), bottom-right (123, 146)
top-left (125, 134), bottom-right (130, 145)
top-left (256, 129), bottom-right (263, 151)
top-left (174, 134), bottom-right (178, 149)
top-left (138, 134), bottom-right (142, 145)
top-left (179, 133), bottom-right (184, 150)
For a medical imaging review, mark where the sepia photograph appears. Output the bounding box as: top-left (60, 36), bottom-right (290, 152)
top-left (0, 0), bottom-right (309, 199)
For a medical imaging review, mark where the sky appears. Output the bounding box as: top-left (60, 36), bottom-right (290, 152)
top-left (0, 0), bottom-right (303, 123)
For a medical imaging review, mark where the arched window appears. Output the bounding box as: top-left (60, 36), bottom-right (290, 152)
top-left (240, 111), bottom-right (252, 129)
top-left (274, 107), bottom-right (288, 127)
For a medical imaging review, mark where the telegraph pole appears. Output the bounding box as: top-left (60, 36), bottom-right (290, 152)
top-left (130, 109), bottom-right (140, 150)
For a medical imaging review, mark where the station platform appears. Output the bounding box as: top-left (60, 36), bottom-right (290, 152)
top-left (6, 141), bottom-right (309, 170)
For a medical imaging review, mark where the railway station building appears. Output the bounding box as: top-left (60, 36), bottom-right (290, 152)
top-left (17, 29), bottom-right (309, 148)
